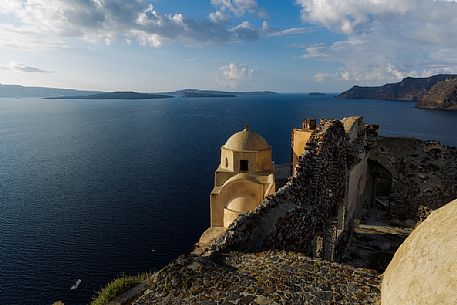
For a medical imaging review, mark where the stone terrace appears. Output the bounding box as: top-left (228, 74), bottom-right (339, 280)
top-left (133, 251), bottom-right (380, 305)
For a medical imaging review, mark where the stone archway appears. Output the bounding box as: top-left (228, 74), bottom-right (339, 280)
top-left (367, 159), bottom-right (393, 210)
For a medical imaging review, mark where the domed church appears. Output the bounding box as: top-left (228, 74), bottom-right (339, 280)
top-left (210, 125), bottom-right (275, 228)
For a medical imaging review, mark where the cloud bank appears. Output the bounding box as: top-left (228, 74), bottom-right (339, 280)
top-left (0, 62), bottom-right (49, 73)
top-left (0, 0), bottom-right (264, 49)
top-left (296, 0), bottom-right (457, 83)
top-left (0, 0), bottom-right (306, 49)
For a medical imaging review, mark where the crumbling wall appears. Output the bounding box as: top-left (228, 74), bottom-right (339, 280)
top-left (369, 138), bottom-right (457, 222)
top-left (206, 120), bottom-right (348, 257)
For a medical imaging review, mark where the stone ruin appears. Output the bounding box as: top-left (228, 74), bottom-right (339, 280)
top-left (125, 116), bottom-right (457, 305)
top-left (202, 117), bottom-right (457, 265)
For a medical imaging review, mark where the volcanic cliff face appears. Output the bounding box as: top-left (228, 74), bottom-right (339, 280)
top-left (416, 78), bottom-right (457, 110)
top-left (338, 74), bottom-right (457, 101)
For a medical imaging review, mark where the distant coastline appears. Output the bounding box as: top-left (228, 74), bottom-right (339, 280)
top-left (337, 74), bottom-right (457, 111)
top-left (0, 84), bottom-right (279, 99)
top-left (45, 91), bottom-right (173, 100)
top-left (163, 89), bottom-right (279, 98)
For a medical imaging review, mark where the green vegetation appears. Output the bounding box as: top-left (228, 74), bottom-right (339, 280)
top-left (90, 272), bottom-right (152, 305)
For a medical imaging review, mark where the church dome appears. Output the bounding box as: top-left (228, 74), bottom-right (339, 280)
top-left (224, 125), bottom-right (270, 151)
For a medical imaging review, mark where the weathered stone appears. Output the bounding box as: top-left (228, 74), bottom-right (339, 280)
top-left (132, 251), bottom-right (381, 305)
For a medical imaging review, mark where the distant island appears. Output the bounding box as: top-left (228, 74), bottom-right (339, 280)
top-left (338, 74), bottom-right (457, 110)
top-left (0, 84), bottom-right (97, 98)
top-left (52, 90), bottom-right (279, 99)
top-left (45, 91), bottom-right (173, 100)
top-left (308, 92), bottom-right (326, 96)
top-left (0, 84), bottom-right (278, 99)
top-left (163, 89), bottom-right (278, 98)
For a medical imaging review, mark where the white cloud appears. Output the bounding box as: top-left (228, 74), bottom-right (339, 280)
top-left (268, 27), bottom-right (313, 37)
top-left (209, 0), bottom-right (267, 23)
top-left (0, 0), bottom-right (317, 50)
top-left (209, 10), bottom-right (228, 23)
top-left (217, 62), bottom-right (257, 88)
top-left (0, 0), bottom-right (266, 49)
top-left (296, 0), bottom-right (457, 83)
top-left (0, 62), bottom-right (50, 73)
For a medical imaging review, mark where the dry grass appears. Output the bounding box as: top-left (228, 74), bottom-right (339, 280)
top-left (90, 272), bottom-right (151, 305)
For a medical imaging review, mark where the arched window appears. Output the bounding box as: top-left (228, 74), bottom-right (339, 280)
top-left (225, 158), bottom-right (229, 168)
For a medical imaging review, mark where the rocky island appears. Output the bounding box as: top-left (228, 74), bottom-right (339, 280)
top-left (0, 84), bottom-right (97, 98)
top-left (164, 89), bottom-right (278, 98)
top-left (0, 84), bottom-right (278, 100)
top-left (45, 91), bottom-right (173, 100)
top-left (338, 74), bottom-right (457, 110)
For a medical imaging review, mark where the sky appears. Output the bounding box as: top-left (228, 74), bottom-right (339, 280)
top-left (1, 0), bottom-right (457, 92)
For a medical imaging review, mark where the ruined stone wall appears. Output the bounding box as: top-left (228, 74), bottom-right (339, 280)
top-left (206, 120), bottom-right (348, 257)
top-left (369, 138), bottom-right (457, 222)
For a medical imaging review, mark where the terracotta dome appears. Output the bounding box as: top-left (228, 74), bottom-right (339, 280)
top-left (224, 125), bottom-right (270, 151)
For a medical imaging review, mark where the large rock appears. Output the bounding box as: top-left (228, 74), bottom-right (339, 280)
top-left (381, 199), bottom-right (457, 305)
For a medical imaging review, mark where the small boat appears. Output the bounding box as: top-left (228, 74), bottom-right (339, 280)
top-left (70, 279), bottom-right (81, 290)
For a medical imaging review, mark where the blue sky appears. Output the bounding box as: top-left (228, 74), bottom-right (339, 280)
top-left (1, 0), bottom-right (457, 92)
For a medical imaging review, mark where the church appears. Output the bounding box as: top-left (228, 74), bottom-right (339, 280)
top-left (196, 125), bottom-right (276, 251)
top-left (210, 125), bottom-right (276, 228)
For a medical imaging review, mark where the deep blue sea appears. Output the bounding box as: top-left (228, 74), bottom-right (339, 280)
top-left (1, 94), bottom-right (456, 305)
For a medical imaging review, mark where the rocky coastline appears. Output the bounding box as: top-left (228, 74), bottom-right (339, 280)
top-left (338, 74), bottom-right (457, 110)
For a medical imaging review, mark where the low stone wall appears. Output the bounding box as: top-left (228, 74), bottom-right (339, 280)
top-left (206, 120), bottom-right (348, 257)
top-left (369, 138), bottom-right (457, 222)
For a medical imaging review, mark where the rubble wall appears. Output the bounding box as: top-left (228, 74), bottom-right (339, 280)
top-left (207, 120), bottom-right (348, 256)
top-left (369, 138), bottom-right (457, 222)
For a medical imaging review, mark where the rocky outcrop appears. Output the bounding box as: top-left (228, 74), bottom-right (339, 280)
top-left (338, 74), bottom-right (457, 101)
top-left (416, 78), bottom-right (457, 110)
top-left (134, 251), bottom-right (381, 305)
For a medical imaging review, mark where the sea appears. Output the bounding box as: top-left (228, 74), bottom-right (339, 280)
top-left (1, 94), bottom-right (456, 305)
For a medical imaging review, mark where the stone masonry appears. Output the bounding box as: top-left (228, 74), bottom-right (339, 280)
top-left (369, 137), bottom-right (457, 222)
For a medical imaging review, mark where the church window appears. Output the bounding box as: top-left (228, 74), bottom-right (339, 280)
top-left (240, 160), bottom-right (249, 171)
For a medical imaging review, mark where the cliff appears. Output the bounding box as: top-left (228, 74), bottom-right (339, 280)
top-left (338, 74), bottom-right (457, 101)
top-left (416, 78), bottom-right (457, 110)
